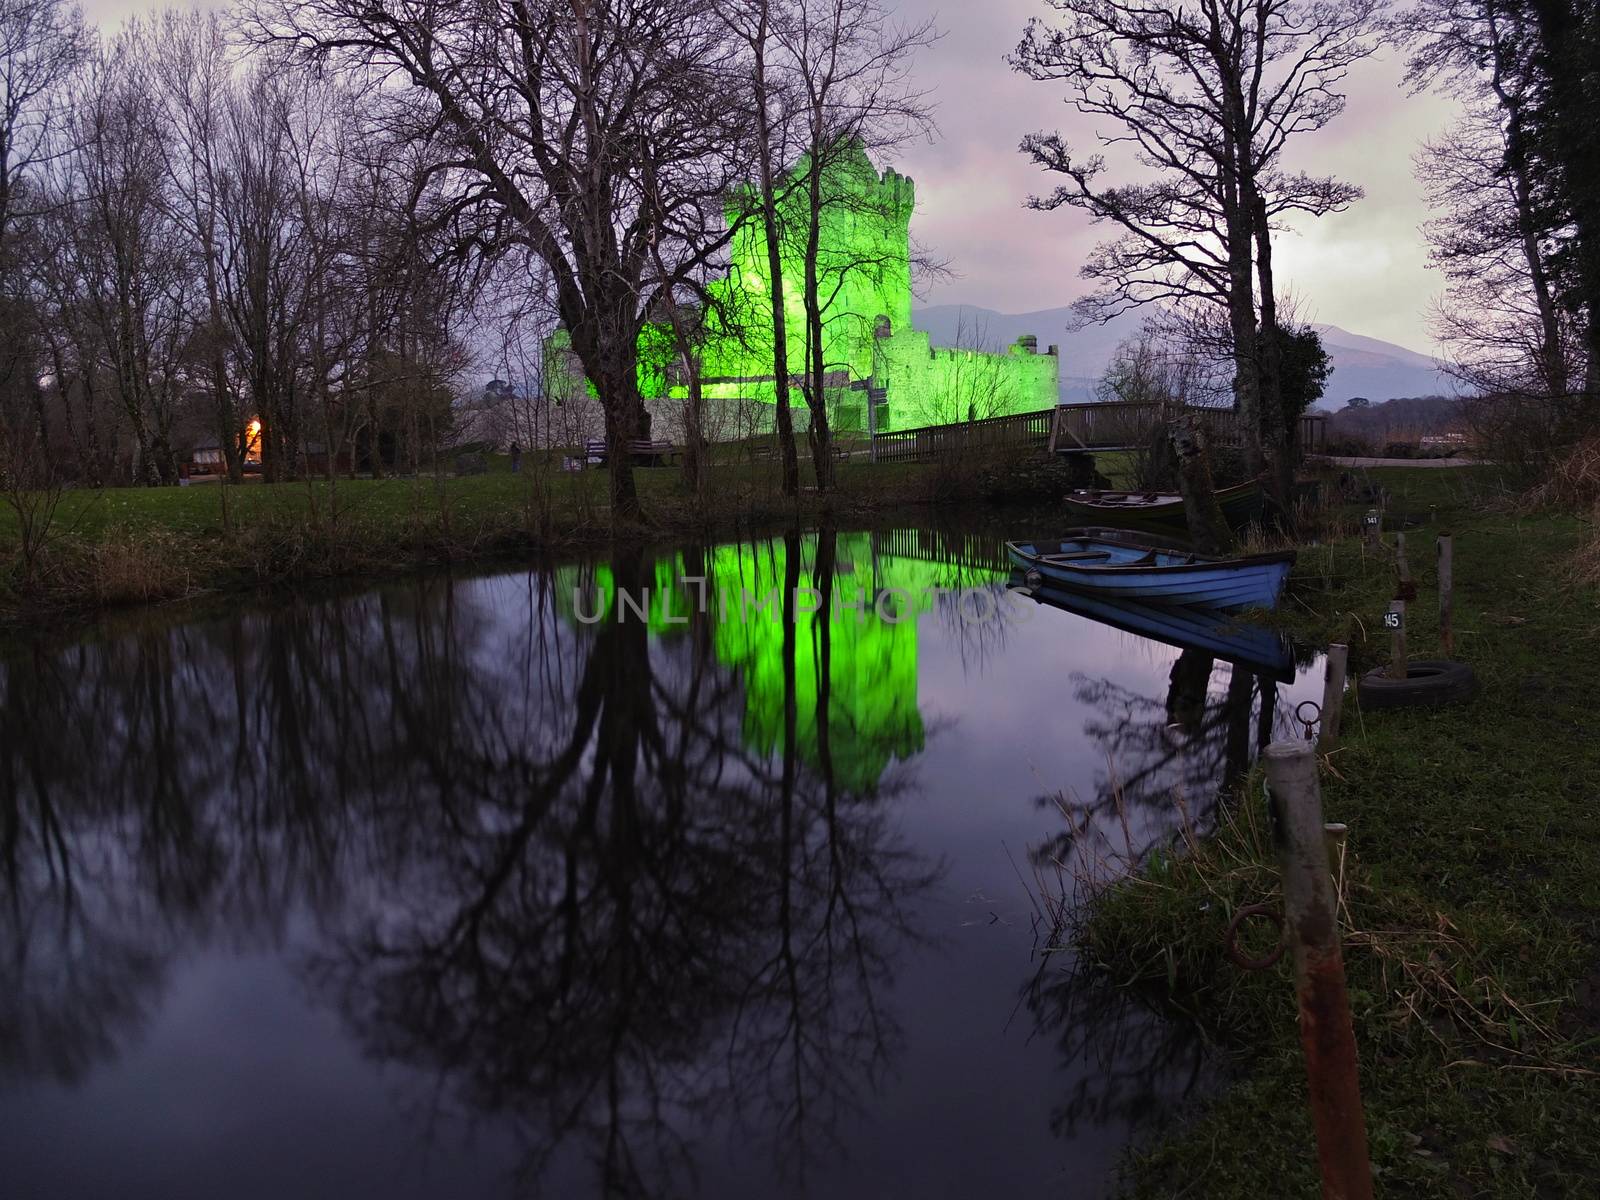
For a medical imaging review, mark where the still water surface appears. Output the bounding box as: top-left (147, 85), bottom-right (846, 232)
top-left (0, 524), bottom-right (1319, 1199)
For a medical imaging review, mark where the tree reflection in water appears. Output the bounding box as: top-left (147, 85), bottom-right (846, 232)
top-left (0, 527), bottom-right (1322, 1198)
top-left (1031, 647), bottom-right (1302, 887)
top-left (1019, 639), bottom-right (1313, 1148)
top-left (0, 530), bottom-right (937, 1198)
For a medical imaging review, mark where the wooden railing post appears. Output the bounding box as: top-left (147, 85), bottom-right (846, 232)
top-left (1437, 534), bottom-right (1454, 657)
top-left (1319, 644), bottom-right (1348, 751)
top-left (1264, 742), bottom-right (1374, 1200)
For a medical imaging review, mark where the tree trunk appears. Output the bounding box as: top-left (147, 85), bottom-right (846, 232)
top-left (802, 159), bottom-right (835, 492)
top-left (1224, 177), bottom-right (1262, 475)
top-left (1504, 110), bottom-right (1568, 399)
top-left (680, 346), bottom-right (704, 497)
top-left (1251, 191), bottom-right (1293, 521)
top-left (753, 20), bottom-right (800, 498)
top-left (1167, 416), bottom-right (1234, 556)
top-left (599, 369), bottom-right (642, 523)
top-left (1529, 0), bottom-right (1600, 417)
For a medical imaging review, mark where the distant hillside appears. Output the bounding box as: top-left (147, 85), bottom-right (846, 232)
top-left (913, 304), bottom-right (1456, 406)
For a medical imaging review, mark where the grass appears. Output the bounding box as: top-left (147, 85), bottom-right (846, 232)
top-left (0, 448), bottom-right (1096, 630)
top-left (1064, 466), bottom-right (1600, 1197)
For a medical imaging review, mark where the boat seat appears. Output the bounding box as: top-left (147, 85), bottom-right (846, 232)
top-left (1130, 550), bottom-right (1160, 566)
top-left (1040, 551), bottom-right (1113, 564)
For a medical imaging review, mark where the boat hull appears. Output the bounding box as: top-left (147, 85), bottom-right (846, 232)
top-left (1005, 532), bottom-right (1295, 611)
top-left (1008, 573), bottom-right (1295, 680)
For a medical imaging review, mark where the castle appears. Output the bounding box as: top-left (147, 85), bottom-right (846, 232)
top-left (549, 145), bottom-right (1059, 438)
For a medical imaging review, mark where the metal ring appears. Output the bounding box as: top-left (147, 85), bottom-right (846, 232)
top-left (1295, 699), bottom-right (1322, 726)
top-left (1223, 902), bottom-right (1286, 971)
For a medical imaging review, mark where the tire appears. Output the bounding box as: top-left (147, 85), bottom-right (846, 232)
top-left (1357, 660), bottom-right (1477, 710)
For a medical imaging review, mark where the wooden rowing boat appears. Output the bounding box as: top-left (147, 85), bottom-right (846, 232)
top-left (1004, 528), bottom-right (1296, 610)
top-left (1062, 480), bottom-right (1265, 527)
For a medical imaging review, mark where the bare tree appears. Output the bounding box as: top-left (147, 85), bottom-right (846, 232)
top-left (0, 0), bottom-right (86, 250)
top-left (1395, 0), bottom-right (1594, 462)
top-left (0, 0), bottom-right (87, 459)
top-left (247, 0), bottom-right (751, 522)
top-left (54, 35), bottom-right (198, 485)
top-left (774, 0), bottom-right (937, 491)
top-left (1013, 0), bottom-right (1380, 509)
top-left (719, 0), bottom-right (805, 496)
top-left (0, 369), bottom-right (64, 582)
top-left (150, 9), bottom-right (249, 483)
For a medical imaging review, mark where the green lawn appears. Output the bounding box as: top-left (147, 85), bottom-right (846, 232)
top-left (1, 451), bottom-right (1049, 626)
top-left (4, 454), bottom-right (962, 540)
top-left (1078, 466), bottom-right (1600, 1196)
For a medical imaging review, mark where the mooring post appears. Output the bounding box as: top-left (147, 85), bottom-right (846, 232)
top-left (1363, 508), bottom-right (1381, 551)
top-left (1264, 742), bottom-right (1374, 1200)
top-left (1437, 534), bottom-right (1454, 657)
top-left (1387, 599), bottom-right (1407, 681)
top-left (1319, 644), bottom-right (1349, 751)
top-left (1394, 533), bottom-right (1415, 601)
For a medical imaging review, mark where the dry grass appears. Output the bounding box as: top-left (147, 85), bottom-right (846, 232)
top-left (1523, 436), bottom-right (1600, 512)
top-left (1571, 507), bottom-right (1600, 589)
top-left (1069, 765), bottom-right (1594, 1083)
top-left (86, 529), bottom-right (195, 606)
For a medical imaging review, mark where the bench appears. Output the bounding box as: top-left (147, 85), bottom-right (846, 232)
top-left (584, 438), bottom-right (676, 467)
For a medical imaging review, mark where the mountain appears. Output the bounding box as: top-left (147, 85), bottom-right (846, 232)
top-left (912, 304), bottom-right (1455, 406)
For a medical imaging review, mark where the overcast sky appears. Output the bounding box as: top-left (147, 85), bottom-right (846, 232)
top-left (84, 0), bottom-right (1459, 352)
top-left (892, 0), bottom-right (1460, 352)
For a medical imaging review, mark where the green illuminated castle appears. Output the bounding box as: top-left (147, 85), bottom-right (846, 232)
top-left (550, 145), bottom-right (1060, 435)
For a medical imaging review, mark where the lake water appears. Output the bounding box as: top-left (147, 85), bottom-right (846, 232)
top-left (0, 523), bottom-right (1321, 1199)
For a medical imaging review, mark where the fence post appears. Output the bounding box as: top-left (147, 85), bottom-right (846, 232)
top-left (1387, 599), bottom-right (1407, 681)
top-left (1394, 532), bottom-right (1415, 601)
top-left (1363, 508), bottom-right (1381, 551)
top-left (1263, 742), bottom-right (1374, 1200)
top-left (1437, 534), bottom-right (1454, 657)
top-left (1319, 644), bottom-right (1349, 751)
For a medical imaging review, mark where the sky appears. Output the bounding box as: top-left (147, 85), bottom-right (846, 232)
top-left (891, 0), bottom-right (1461, 353)
top-left (83, 0), bottom-right (1461, 353)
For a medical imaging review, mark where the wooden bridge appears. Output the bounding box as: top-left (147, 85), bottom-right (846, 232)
top-left (868, 402), bottom-right (1327, 464)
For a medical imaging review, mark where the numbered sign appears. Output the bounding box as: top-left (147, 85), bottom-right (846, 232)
top-left (1382, 609), bottom-right (1404, 630)
top-left (1364, 512), bottom-right (1381, 528)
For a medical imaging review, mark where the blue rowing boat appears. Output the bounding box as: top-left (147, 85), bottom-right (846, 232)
top-left (1006, 572), bottom-right (1296, 680)
top-left (1004, 528), bottom-right (1295, 610)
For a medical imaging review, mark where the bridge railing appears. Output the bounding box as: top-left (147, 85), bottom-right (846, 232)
top-left (871, 408), bottom-right (1056, 464)
top-left (869, 403), bottom-right (1327, 461)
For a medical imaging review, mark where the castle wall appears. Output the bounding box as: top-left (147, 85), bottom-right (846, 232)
top-left (554, 145), bottom-right (1060, 440)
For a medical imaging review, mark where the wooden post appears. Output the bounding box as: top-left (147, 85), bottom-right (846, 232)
top-left (1363, 508), bottom-right (1381, 551)
top-left (1387, 599), bottom-right (1407, 680)
top-left (1167, 415), bottom-right (1234, 555)
top-left (1319, 643), bottom-right (1348, 751)
top-left (1437, 534), bottom-right (1454, 657)
top-left (1394, 533), bottom-right (1415, 601)
top-left (1263, 742), bottom-right (1374, 1200)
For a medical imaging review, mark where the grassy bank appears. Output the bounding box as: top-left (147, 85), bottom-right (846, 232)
top-left (0, 450), bottom-right (1105, 630)
top-left (1073, 467), bottom-right (1600, 1196)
